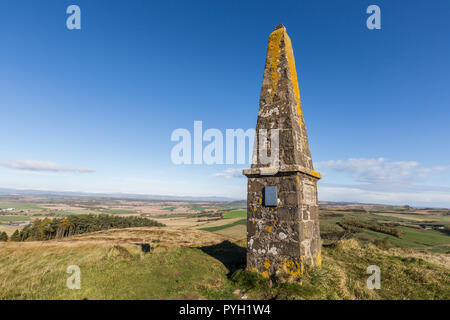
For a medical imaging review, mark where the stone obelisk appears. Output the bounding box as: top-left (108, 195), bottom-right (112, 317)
top-left (243, 25), bottom-right (321, 279)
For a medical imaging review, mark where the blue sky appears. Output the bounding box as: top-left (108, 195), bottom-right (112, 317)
top-left (0, 0), bottom-right (449, 207)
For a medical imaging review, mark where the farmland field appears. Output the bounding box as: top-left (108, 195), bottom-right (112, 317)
top-left (0, 202), bottom-right (41, 210)
top-left (0, 215), bottom-right (31, 222)
top-left (1, 196), bottom-right (448, 255)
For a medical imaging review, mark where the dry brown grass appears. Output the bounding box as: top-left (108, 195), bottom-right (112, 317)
top-left (0, 226), bottom-right (231, 258)
top-left (1, 229), bottom-right (449, 300)
top-left (388, 248), bottom-right (450, 267)
top-left (0, 242), bottom-right (107, 299)
top-left (213, 224), bottom-right (246, 241)
top-left (0, 226), bottom-right (234, 299)
top-left (153, 216), bottom-right (242, 229)
top-left (371, 212), bottom-right (439, 222)
top-left (0, 225), bottom-right (23, 236)
top-left (55, 226), bottom-right (230, 247)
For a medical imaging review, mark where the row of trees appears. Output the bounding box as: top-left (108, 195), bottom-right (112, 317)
top-left (0, 231), bottom-right (8, 241)
top-left (338, 219), bottom-right (403, 238)
top-left (9, 214), bottom-right (164, 242)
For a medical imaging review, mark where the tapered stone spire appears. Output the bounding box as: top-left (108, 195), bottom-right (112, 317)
top-left (243, 25), bottom-right (322, 279)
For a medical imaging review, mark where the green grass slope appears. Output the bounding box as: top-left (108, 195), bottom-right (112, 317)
top-left (0, 228), bottom-right (448, 300)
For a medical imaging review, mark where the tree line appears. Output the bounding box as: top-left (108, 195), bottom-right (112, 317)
top-left (0, 232), bottom-right (7, 241)
top-left (338, 219), bottom-right (403, 238)
top-left (7, 214), bottom-right (165, 242)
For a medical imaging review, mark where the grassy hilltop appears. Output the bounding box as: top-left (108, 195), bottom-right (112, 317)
top-left (0, 227), bottom-right (449, 300)
top-left (0, 197), bottom-right (449, 300)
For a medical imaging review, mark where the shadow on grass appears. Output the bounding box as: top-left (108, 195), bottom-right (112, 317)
top-left (199, 240), bottom-right (246, 277)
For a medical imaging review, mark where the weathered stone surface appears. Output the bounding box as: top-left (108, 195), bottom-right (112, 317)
top-left (243, 25), bottom-right (322, 279)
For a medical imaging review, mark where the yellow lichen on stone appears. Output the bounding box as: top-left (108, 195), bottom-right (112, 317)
top-left (282, 30), bottom-right (304, 127)
top-left (253, 206), bottom-right (257, 212)
top-left (310, 169), bottom-right (322, 179)
top-left (264, 258), bottom-right (271, 269)
top-left (267, 226), bottom-right (273, 232)
top-left (266, 28), bottom-right (284, 103)
top-left (279, 259), bottom-right (303, 278)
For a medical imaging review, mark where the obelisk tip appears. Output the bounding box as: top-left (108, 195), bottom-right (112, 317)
top-left (273, 24), bottom-right (286, 31)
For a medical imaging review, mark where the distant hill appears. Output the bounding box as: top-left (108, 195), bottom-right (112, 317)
top-left (0, 188), bottom-right (239, 202)
top-left (0, 187), bottom-right (448, 209)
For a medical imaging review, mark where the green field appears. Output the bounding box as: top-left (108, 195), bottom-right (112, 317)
top-left (319, 210), bottom-right (449, 253)
top-left (361, 227), bottom-right (449, 253)
top-left (149, 213), bottom-right (190, 218)
top-left (222, 210), bottom-right (247, 219)
top-left (47, 210), bottom-right (98, 215)
top-left (200, 219), bottom-right (246, 232)
top-left (0, 215), bottom-right (31, 222)
top-left (189, 206), bottom-right (221, 212)
top-left (368, 212), bottom-right (450, 225)
top-left (0, 203), bottom-right (41, 210)
top-left (98, 209), bottom-right (136, 215)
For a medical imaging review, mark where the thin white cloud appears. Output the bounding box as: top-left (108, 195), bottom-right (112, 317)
top-left (0, 160), bottom-right (95, 173)
top-left (318, 185), bottom-right (450, 208)
top-left (314, 158), bottom-right (450, 207)
top-left (315, 158), bottom-right (450, 185)
top-left (214, 168), bottom-right (244, 179)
